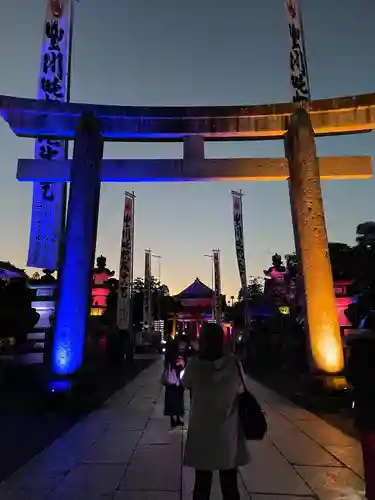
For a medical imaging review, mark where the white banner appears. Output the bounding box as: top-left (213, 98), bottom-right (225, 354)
top-left (28, 0), bottom-right (72, 269)
top-left (213, 250), bottom-right (222, 324)
top-left (143, 249), bottom-right (152, 329)
top-left (117, 192), bottom-right (135, 331)
top-left (285, 0), bottom-right (310, 103)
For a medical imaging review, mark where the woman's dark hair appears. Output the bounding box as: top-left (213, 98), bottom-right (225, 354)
top-left (199, 322), bottom-right (224, 361)
top-left (165, 338), bottom-right (179, 366)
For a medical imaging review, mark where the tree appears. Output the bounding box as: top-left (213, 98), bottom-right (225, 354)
top-left (0, 276), bottom-right (39, 342)
top-left (131, 276), bottom-right (173, 329)
top-left (238, 276), bottom-right (264, 305)
top-left (328, 242), bottom-right (355, 281)
top-left (356, 221), bottom-right (375, 249)
top-left (285, 245), bottom-right (356, 282)
top-left (285, 252), bottom-right (298, 268)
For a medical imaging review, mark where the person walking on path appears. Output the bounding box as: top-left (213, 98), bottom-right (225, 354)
top-left (182, 322), bottom-right (250, 500)
top-left (347, 329), bottom-right (375, 500)
top-left (162, 338), bottom-right (185, 428)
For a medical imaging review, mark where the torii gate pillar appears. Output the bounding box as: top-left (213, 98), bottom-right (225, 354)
top-left (51, 113), bottom-right (103, 384)
top-left (285, 108), bottom-right (345, 375)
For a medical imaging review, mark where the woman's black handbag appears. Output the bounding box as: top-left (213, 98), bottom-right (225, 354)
top-left (237, 362), bottom-right (267, 440)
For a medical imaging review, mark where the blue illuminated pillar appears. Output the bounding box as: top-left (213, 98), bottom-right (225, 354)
top-left (51, 112), bottom-right (103, 382)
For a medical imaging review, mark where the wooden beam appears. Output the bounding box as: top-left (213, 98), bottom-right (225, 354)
top-left (2, 92), bottom-right (375, 141)
top-left (17, 156), bottom-right (372, 182)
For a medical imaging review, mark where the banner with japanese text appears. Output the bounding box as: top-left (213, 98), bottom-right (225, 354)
top-left (285, 0), bottom-right (311, 103)
top-left (213, 250), bottom-right (222, 324)
top-left (232, 191), bottom-right (247, 292)
top-left (232, 191), bottom-right (249, 325)
top-left (28, 0), bottom-right (72, 269)
top-left (117, 192), bottom-right (135, 331)
top-left (143, 249), bottom-right (153, 329)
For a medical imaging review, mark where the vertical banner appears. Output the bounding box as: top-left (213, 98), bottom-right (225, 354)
top-left (285, 0), bottom-right (311, 103)
top-left (117, 192), bottom-right (135, 331)
top-left (213, 250), bottom-right (222, 325)
top-left (143, 249), bottom-right (153, 330)
top-left (27, 0), bottom-right (72, 269)
top-left (232, 190), bottom-right (249, 326)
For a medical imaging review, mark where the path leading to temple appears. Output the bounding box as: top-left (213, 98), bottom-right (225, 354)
top-left (0, 357), bottom-right (365, 500)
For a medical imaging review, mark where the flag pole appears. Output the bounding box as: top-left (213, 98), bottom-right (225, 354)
top-left (58, 0), bottom-right (75, 277)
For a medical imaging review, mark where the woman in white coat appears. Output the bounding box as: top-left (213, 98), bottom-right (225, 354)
top-left (182, 322), bottom-right (250, 500)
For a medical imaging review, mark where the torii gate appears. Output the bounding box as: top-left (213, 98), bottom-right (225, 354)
top-left (0, 92), bottom-right (374, 387)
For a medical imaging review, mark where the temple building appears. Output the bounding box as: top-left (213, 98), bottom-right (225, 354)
top-left (172, 278), bottom-right (226, 339)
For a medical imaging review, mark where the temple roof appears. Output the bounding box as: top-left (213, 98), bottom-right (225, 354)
top-left (174, 278), bottom-right (213, 300)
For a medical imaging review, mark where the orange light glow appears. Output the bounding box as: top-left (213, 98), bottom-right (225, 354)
top-left (90, 307), bottom-right (103, 316)
top-left (287, 108), bottom-right (345, 375)
top-left (314, 330), bottom-right (345, 374)
top-left (171, 314), bottom-right (177, 338)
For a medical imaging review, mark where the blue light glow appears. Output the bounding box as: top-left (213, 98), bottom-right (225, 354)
top-left (51, 115), bottom-right (103, 378)
top-left (49, 379), bottom-right (72, 392)
top-left (14, 127), bottom-right (189, 141)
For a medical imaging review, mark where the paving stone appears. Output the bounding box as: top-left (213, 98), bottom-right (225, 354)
top-left (0, 358), bottom-right (366, 500)
top-left (293, 420), bottom-right (357, 447)
top-left (273, 403), bottom-right (322, 421)
top-left (114, 492), bottom-right (180, 500)
top-left (240, 440), bottom-right (313, 496)
top-left (61, 418), bottom-right (108, 444)
top-left (126, 397), bottom-right (158, 413)
top-left (251, 496), bottom-right (316, 500)
top-left (48, 490), bottom-right (113, 500)
top-left (25, 448), bottom-right (80, 473)
top-left (0, 491), bottom-right (50, 500)
top-left (139, 419), bottom-right (182, 446)
top-left (55, 463), bottom-right (125, 494)
top-left (81, 430), bottom-right (141, 463)
top-left (325, 445), bottom-right (364, 478)
top-left (88, 408), bottom-right (150, 431)
top-left (0, 467), bottom-right (66, 491)
top-left (294, 465), bottom-right (365, 500)
top-left (266, 412), bottom-right (342, 466)
top-left (120, 444), bottom-right (181, 491)
top-left (103, 393), bottom-right (134, 408)
top-left (150, 402), bottom-right (165, 419)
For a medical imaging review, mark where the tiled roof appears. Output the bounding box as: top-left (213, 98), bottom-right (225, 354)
top-left (174, 278), bottom-right (213, 299)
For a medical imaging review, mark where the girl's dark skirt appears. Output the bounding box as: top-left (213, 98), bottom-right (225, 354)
top-left (164, 385), bottom-right (185, 416)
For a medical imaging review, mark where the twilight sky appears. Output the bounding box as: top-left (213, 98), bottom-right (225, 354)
top-left (0, 0), bottom-right (375, 297)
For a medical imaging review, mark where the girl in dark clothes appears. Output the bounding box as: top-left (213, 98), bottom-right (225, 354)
top-left (163, 339), bottom-right (185, 428)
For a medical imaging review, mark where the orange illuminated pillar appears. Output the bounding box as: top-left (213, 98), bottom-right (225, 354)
top-left (285, 108), bottom-right (344, 374)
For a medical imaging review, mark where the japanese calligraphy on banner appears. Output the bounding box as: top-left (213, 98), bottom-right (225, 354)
top-left (117, 192), bottom-right (135, 331)
top-left (285, 0), bottom-right (311, 103)
top-left (232, 191), bottom-right (247, 292)
top-left (213, 250), bottom-right (222, 324)
top-left (143, 249), bottom-right (153, 330)
top-left (27, 0), bottom-right (72, 269)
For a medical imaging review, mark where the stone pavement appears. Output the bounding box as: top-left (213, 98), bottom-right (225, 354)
top-left (0, 357), bottom-right (365, 500)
